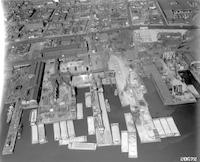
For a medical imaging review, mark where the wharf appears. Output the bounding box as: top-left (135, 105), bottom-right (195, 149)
top-left (2, 101), bottom-right (23, 155)
top-left (143, 64), bottom-right (196, 105)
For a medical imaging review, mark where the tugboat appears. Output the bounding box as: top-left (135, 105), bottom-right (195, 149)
top-left (105, 99), bottom-right (111, 112)
top-left (114, 89), bottom-right (118, 96)
top-left (6, 104), bottom-right (14, 124)
top-left (17, 122), bottom-right (23, 140)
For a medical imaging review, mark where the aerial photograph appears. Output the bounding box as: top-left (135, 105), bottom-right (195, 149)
top-left (0, 0), bottom-right (200, 162)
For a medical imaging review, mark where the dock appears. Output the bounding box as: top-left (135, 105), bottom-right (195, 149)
top-left (143, 64), bottom-right (196, 105)
top-left (124, 113), bottom-right (138, 158)
top-left (96, 91), bottom-right (113, 146)
top-left (153, 117), bottom-right (181, 138)
top-left (2, 101), bottom-right (23, 155)
top-left (135, 109), bottom-right (161, 143)
top-left (143, 64), bottom-right (174, 105)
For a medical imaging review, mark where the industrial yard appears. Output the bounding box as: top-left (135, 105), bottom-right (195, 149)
top-left (0, 0), bottom-right (200, 162)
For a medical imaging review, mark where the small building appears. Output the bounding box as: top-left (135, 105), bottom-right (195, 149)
top-left (60, 56), bottom-right (90, 74)
top-left (171, 78), bottom-right (187, 96)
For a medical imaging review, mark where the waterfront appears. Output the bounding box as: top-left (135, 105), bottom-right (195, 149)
top-left (1, 0), bottom-right (200, 161)
top-left (0, 81), bottom-right (198, 162)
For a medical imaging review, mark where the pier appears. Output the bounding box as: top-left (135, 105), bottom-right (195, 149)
top-left (2, 101), bottom-right (23, 155)
top-left (143, 64), bottom-right (196, 105)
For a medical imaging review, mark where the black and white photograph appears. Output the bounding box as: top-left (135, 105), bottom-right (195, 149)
top-left (0, 0), bottom-right (200, 162)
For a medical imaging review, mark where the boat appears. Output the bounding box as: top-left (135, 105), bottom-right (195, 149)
top-left (60, 121), bottom-right (69, 140)
top-left (105, 99), bottom-right (111, 112)
top-left (29, 109), bottom-right (37, 126)
top-left (114, 89), bottom-right (118, 96)
top-left (111, 123), bottom-right (121, 145)
top-left (31, 124), bottom-right (39, 144)
top-left (6, 104), bottom-right (14, 124)
top-left (38, 123), bottom-right (47, 144)
top-left (17, 122), bottom-right (23, 140)
top-left (53, 122), bottom-right (61, 141)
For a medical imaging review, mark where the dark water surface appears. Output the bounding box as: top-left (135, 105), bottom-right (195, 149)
top-left (0, 80), bottom-right (198, 162)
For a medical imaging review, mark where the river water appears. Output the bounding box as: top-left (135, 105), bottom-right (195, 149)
top-left (0, 77), bottom-right (199, 162)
